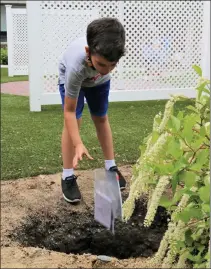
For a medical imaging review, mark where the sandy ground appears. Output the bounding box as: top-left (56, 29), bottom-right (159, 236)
top-left (1, 165), bottom-right (157, 268)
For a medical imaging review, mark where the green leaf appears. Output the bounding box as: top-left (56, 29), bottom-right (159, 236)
top-left (203, 88), bottom-right (210, 95)
top-left (190, 149), bottom-right (209, 172)
top-left (187, 208), bottom-right (203, 219)
top-left (201, 95), bottom-right (211, 108)
top-left (175, 208), bottom-right (203, 223)
top-left (198, 245), bottom-right (205, 253)
top-left (187, 105), bottom-right (199, 113)
top-left (183, 152), bottom-right (193, 163)
top-left (204, 174), bottom-right (210, 186)
top-left (197, 149), bottom-right (209, 166)
top-left (182, 123), bottom-right (195, 145)
top-left (199, 126), bottom-right (206, 137)
top-left (199, 186), bottom-right (210, 203)
top-left (177, 111), bottom-right (184, 120)
top-left (195, 263), bottom-right (208, 268)
top-left (179, 171), bottom-right (197, 187)
top-left (205, 250), bottom-right (210, 259)
top-left (192, 65), bottom-right (202, 76)
top-left (191, 227), bottom-right (204, 241)
top-left (185, 229), bottom-right (193, 246)
top-left (172, 156), bottom-right (188, 173)
top-left (205, 122), bottom-right (210, 137)
top-left (168, 138), bottom-right (183, 159)
top-left (167, 117), bottom-right (173, 130)
top-left (152, 131), bottom-right (159, 143)
top-left (197, 81), bottom-right (210, 96)
top-left (182, 114), bottom-right (199, 142)
top-left (199, 103), bottom-right (208, 117)
top-left (183, 191), bottom-right (198, 199)
top-left (171, 174), bottom-right (179, 194)
top-left (170, 115), bottom-right (181, 132)
top-left (172, 162), bottom-right (185, 174)
top-left (196, 82), bottom-right (210, 102)
top-left (191, 137), bottom-right (206, 150)
top-left (197, 220), bottom-right (208, 229)
top-left (190, 162), bottom-right (203, 172)
top-left (172, 188), bottom-right (186, 204)
top-left (159, 195), bottom-right (172, 208)
top-left (188, 255), bottom-right (203, 263)
top-left (175, 211), bottom-right (190, 223)
top-left (175, 240), bottom-right (186, 250)
top-left (202, 204), bottom-right (210, 214)
top-left (157, 163), bottom-right (174, 174)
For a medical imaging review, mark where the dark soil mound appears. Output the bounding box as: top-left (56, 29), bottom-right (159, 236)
top-left (10, 197), bottom-right (168, 259)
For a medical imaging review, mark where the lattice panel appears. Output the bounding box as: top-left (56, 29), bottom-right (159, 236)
top-left (12, 13), bottom-right (28, 75)
top-left (41, 10), bottom-right (98, 93)
top-left (40, 1), bottom-right (122, 93)
top-left (39, 1), bottom-right (204, 93)
top-left (122, 0), bottom-right (204, 90)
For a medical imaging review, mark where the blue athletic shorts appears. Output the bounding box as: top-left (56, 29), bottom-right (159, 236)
top-left (59, 80), bottom-right (110, 119)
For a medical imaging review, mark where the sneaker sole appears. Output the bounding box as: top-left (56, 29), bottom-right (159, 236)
top-left (120, 184), bottom-right (126, 190)
top-left (63, 194), bottom-right (81, 203)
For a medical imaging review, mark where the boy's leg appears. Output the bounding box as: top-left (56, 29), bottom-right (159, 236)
top-left (91, 114), bottom-right (114, 161)
top-left (84, 81), bottom-right (126, 189)
top-left (84, 81), bottom-right (114, 159)
top-left (59, 84), bottom-right (84, 202)
top-left (62, 118), bottom-right (82, 170)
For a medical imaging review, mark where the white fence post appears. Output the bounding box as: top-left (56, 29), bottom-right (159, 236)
top-left (6, 5), bottom-right (14, 77)
top-left (117, 0), bottom-right (124, 90)
top-left (27, 1), bottom-right (42, 112)
top-left (201, 1), bottom-right (210, 79)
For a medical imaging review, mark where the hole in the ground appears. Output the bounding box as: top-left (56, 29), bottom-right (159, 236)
top-left (10, 196), bottom-right (168, 259)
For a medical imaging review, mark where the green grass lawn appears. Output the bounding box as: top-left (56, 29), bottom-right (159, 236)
top-left (1, 68), bottom-right (28, 83)
top-left (1, 94), bottom-right (193, 180)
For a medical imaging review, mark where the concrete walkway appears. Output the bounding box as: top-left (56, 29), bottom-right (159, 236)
top-left (1, 81), bottom-right (29, 96)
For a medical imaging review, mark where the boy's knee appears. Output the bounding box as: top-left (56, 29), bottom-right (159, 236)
top-left (92, 114), bottom-right (108, 124)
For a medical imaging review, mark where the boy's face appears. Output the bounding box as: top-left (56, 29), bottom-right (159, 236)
top-left (91, 54), bottom-right (117, 75)
top-left (85, 46), bottom-right (117, 75)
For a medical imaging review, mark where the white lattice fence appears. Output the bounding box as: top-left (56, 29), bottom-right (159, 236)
top-left (6, 5), bottom-right (28, 76)
top-left (27, 1), bottom-right (210, 111)
top-left (41, 9), bottom-right (99, 95)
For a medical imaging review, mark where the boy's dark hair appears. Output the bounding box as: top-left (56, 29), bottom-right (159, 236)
top-left (87, 17), bottom-right (126, 62)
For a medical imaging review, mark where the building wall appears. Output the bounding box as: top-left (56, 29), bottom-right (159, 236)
top-left (0, 3), bottom-right (26, 43)
top-left (1, 1), bottom-right (26, 4)
top-left (1, 5), bottom-right (6, 31)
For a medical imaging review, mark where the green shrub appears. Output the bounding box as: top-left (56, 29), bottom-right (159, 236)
top-left (123, 65), bottom-right (210, 268)
top-left (1, 48), bottom-right (8, 65)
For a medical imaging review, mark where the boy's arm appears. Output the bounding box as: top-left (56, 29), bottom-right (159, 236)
top-left (64, 96), bottom-right (82, 146)
top-left (64, 66), bottom-right (93, 167)
top-left (64, 96), bottom-right (93, 168)
top-left (64, 65), bottom-right (83, 146)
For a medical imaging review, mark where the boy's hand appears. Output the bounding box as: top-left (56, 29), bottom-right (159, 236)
top-left (73, 143), bottom-right (93, 168)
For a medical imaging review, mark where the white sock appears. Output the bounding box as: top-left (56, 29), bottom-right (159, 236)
top-left (105, 160), bottom-right (116, 170)
top-left (62, 168), bottom-right (74, 180)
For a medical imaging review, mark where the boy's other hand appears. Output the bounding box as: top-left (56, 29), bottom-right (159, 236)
top-left (73, 143), bottom-right (93, 168)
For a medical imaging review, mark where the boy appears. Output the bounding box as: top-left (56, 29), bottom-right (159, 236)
top-left (58, 17), bottom-right (127, 203)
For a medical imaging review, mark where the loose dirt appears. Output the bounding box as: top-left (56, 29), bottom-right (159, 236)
top-left (1, 165), bottom-right (166, 268)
